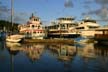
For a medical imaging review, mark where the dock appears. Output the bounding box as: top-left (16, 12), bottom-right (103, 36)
top-left (23, 39), bottom-right (74, 44)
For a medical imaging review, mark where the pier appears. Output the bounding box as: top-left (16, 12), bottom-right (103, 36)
top-left (94, 28), bottom-right (108, 45)
top-left (23, 39), bottom-right (74, 44)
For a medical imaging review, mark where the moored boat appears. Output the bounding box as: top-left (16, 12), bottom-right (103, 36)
top-left (18, 13), bottom-right (46, 39)
top-left (6, 34), bottom-right (24, 43)
top-left (76, 17), bottom-right (100, 38)
top-left (46, 17), bottom-right (80, 38)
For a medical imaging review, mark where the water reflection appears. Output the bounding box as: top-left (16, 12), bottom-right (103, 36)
top-left (6, 42), bottom-right (21, 72)
top-left (0, 41), bottom-right (6, 51)
top-left (22, 43), bottom-right (45, 62)
top-left (6, 42), bottom-right (21, 53)
top-left (94, 43), bottom-right (108, 57)
top-left (82, 43), bottom-right (96, 58)
top-left (48, 44), bottom-right (77, 62)
top-left (6, 42), bottom-right (45, 63)
top-left (0, 42), bottom-right (108, 72)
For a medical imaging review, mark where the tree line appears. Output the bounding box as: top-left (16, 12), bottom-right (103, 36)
top-left (0, 20), bottom-right (19, 32)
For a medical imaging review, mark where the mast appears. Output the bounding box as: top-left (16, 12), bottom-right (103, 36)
top-left (11, 0), bottom-right (14, 31)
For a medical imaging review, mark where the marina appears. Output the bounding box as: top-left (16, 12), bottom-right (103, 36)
top-left (0, 0), bottom-right (108, 72)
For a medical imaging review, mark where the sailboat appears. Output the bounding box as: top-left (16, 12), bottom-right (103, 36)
top-left (6, 0), bottom-right (24, 43)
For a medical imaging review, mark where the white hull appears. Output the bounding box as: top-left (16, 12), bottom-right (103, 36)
top-left (25, 33), bottom-right (45, 39)
top-left (6, 42), bottom-right (21, 47)
top-left (6, 38), bottom-right (22, 43)
top-left (6, 34), bottom-right (24, 43)
top-left (80, 30), bottom-right (96, 38)
top-left (32, 35), bottom-right (45, 39)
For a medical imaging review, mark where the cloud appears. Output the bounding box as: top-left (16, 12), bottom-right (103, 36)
top-left (83, 6), bottom-right (108, 20)
top-left (95, 0), bottom-right (108, 5)
top-left (0, 1), bottom-right (27, 23)
top-left (0, 1), bottom-right (10, 12)
top-left (0, 2), bottom-right (10, 20)
top-left (83, 5), bottom-right (91, 10)
top-left (82, 0), bottom-right (108, 21)
top-left (84, 0), bottom-right (93, 4)
top-left (13, 12), bottom-right (28, 24)
top-left (0, 6), bottom-right (10, 12)
top-left (64, 0), bottom-right (73, 8)
top-left (97, 7), bottom-right (108, 19)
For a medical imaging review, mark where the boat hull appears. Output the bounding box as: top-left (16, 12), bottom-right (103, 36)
top-left (6, 38), bottom-right (22, 43)
top-left (25, 33), bottom-right (46, 39)
top-left (6, 34), bottom-right (24, 43)
top-left (47, 33), bottom-right (80, 38)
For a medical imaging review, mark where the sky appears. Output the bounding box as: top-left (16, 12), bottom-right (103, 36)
top-left (0, 0), bottom-right (108, 26)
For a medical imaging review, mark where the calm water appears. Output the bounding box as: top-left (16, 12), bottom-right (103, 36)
top-left (0, 41), bottom-right (108, 72)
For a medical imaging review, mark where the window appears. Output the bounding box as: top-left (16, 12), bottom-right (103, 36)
top-left (32, 25), bottom-right (35, 28)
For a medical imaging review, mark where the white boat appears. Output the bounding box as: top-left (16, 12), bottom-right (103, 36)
top-left (76, 17), bottom-right (100, 38)
top-left (18, 13), bottom-right (46, 39)
top-left (6, 38), bottom-right (21, 43)
top-left (6, 34), bottom-right (24, 43)
top-left (46, 17), bottom-right (80, 38)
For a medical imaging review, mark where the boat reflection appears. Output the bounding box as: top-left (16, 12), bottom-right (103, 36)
top-left (77, 42), bottom-right (108, 60)
top-left (94, 43), bottom-right (108, 57)
top-left (3, 42), bottom-right (108, 72)
top-left (48, 44), bottom-right (77, 62)
top-left (81, 43), bottom-right (96, 58)
top-left (6, 42), bottom-right (22, 52)
top-left (22, 43), bottom-right (45, 62)
top-left (6, 42), bottom-right (20, 72)
top-left (6, 42), bottom-right (45, 62)
top-left (0, 41), bottom-right (6, 52)
top-left (6, 42), bottom-right (108, 62)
